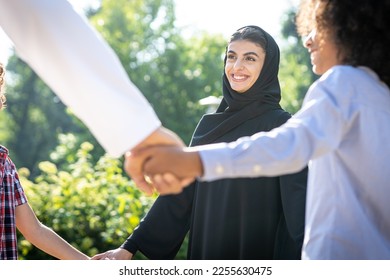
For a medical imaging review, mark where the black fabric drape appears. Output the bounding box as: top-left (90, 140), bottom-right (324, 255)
top-left (122, 26), bottom-right (307, 260)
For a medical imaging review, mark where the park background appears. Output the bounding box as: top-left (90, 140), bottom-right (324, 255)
top-left (0, 0), bottom-right (317, 259)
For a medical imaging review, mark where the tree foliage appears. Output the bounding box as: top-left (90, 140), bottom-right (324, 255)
top-left (18, 136), bottom-right (152, 259)
top-left (1, 0), bottom-right (227, 171)
top-left (2, 56), bottom-right (100, 176)
top-left (90, 0), bottom-right (226, 143)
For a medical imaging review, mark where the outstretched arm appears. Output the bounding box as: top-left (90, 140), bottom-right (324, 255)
top-left (93, 184), bottom-right (195, 260)
top-left (0, 0), bottom-right (161, 157)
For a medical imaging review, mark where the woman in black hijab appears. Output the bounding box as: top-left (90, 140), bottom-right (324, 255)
top-left (95, 26), bottom-right (308, 260)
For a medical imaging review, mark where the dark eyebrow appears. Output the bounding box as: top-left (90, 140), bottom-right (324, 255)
top-left (227, 50), bottom-right (260, 57)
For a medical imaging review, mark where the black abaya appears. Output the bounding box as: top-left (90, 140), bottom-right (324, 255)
top-left (122, 26), bottom-right (307, 259)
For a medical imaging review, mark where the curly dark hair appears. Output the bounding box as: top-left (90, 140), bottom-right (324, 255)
top-left (296, 0), bottom-right (390, 86)
top-left (0, 63), bottom-right (6, 110)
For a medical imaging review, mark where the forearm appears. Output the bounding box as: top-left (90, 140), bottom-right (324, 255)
top-left (25, 223), bottom-right (89, 260)
top-left (123, 190), bottom-right (194, 259)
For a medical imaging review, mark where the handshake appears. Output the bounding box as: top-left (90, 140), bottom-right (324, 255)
top-left (124, 126), bottom-right (203, 195)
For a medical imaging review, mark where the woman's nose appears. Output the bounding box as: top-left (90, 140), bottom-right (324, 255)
top-left (234, 59), bottom-right (244, 69)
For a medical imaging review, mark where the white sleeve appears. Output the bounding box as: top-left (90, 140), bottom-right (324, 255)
top-left (197, 78), bottom-right (346, 181)
top-left (0, 0), bottom-right (161, 157)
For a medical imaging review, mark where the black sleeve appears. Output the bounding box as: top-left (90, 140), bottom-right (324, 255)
top-left (279, 167), bottom-right (307, 244)
top-left (275, 109), bottom-right (306, 244)
top-left (121, 182), bottom-right (195, 259)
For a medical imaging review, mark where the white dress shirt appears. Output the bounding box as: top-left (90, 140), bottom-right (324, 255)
top-left (0, 0), bottom-right (161, 157)
top-left (198, 66), bottom-right (390, 259)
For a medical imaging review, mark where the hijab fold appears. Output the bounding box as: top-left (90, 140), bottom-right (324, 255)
top-left (191, 26), bottom-right (282, 146)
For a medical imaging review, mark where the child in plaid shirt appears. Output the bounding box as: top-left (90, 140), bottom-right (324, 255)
top-left (0, 63), bottom-right (89, 260)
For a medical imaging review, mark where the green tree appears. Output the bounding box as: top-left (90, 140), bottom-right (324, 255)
top-left (2, 56), bottom-right (102, 176)
top-left (90, 0), bottom-right (226, 143)
top-left (14, 134), bottom-right (190, 259)
top-left (2, 0), bottom-right (228, 172)
top-left (17, 136), bottom-right (160, 259)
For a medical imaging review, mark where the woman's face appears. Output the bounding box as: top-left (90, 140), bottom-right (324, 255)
top-left (225, 40), bottom-right (266, 93)
top-left (303, 28), bottom-right (340, 75)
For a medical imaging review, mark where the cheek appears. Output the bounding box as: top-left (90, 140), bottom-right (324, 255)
top-left (224, 63), bottom-right (232, 74)
top-left (251, 65), bottom-right (263, 82)
top-left (224, 65), bottom-right (233, 80)
top-left (257, 62), bottom-right (264, 74)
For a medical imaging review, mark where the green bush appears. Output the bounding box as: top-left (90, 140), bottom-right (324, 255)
top-left (17, 137), bottom-right (188, 259)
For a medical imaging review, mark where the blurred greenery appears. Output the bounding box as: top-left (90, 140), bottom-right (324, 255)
top-left (279, 8), bottom-right (317, 114)
top-left (0, 0), bottom-right (316, 260)
top-left (90, 0), bottom-right (226, 144)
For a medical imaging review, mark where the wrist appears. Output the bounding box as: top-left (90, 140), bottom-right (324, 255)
top-left (119, 248), bottom-right (133, 260)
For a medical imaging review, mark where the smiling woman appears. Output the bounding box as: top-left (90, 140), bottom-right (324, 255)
top-left (92, 25), bottom-right (308, 261)
top-left (132, 0), bottom-right (390, 261)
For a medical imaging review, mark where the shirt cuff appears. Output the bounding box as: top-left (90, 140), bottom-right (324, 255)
top-left (121, 238), bottom-right (139, 255)
top-left (196, 142), bottom-right (234, 181)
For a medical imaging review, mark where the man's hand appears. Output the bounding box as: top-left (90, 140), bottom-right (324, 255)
top-left (129, 145), bottom-right (203, 195)
top-left (124, 126), bottom-right (185, 195)
top-left (91, 248), bottom-right (133, 260)
top-left (149, 173), bottom-right (195, 195)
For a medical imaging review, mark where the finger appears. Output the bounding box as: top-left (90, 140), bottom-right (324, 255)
top-left (179, 177), bottom-right (195, 187)
top-left (124, 151), bottom-right (154, 195)
top-left (154, 173), bottom-right (184, 195)
top-left (150, 174), bottom-right (168, 193)
top-left (163, 173), bottom-right (194, 190)
top-left (91, 253), bottom-right (105, 260)
top-left (152, 174), bottom-right (178, 195)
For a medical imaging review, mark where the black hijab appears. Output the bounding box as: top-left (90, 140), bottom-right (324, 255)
top-left (191, 25), bottom-right (282, 146)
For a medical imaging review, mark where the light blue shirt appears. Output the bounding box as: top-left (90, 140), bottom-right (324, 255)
top-left (198, 66), bottom-right (390, 259)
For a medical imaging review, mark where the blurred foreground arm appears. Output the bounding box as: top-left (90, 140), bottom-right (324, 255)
top-left (0, 0), bottom-right (161, 157)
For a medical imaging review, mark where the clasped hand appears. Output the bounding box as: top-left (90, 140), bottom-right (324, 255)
top-left (124, 126), bottom-right (203, 195)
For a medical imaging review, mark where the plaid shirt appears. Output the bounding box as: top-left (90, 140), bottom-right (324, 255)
top-left (0, 145), bottom-right (27, 260)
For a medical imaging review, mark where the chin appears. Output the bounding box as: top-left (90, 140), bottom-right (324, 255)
top-left (312, 66), bottom-right (324, 76)
top-left (232, 88), bottom-right (244, 93)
